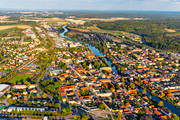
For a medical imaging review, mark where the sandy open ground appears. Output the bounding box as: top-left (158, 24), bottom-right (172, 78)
top-left (0, 16), bottom-right (10, 20)
top-left (0, 21), bottom-right (16, 23)
top-left (65, 19), bottom-right (86, 25)
top-left (165, 28), bottom-right (176, 33)
top-left (44, 17), bottom-right (64, 22)
top-left (0, 25), bottom-right (31, 30)
top-left (65, 17), bottom-right (144, 24)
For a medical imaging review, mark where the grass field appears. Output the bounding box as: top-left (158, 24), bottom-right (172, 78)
top-left (87, 26), bottom-right (125, 37)
top-left (0, 25), bottom-right (31, 31)
top-left (9, 74), bottom-right (33, 84)
top-left (43, 18), bottom-right (68, 25)
top-left (69, 25), bottom-right (125, 37)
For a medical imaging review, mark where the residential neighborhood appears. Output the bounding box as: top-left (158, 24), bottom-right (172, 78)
top-left (0, 11), bottom-right (179, 120)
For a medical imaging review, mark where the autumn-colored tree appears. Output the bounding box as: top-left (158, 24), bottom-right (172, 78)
top-left (130, 82), bottom-right (135, 89)
top-left (117, 112), bottom-right (122, 120)
top-left (158, 101), bottom-right (164, 107)
top-left (121, 76), bottom-right (125, 83)
top-left (142, 88), bottom-right (147, 95)
top-left (110, 87), bottom-right (115, 93)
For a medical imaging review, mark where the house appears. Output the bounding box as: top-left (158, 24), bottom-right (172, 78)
top-left (80, 87), bottom-right (89, 91)
top-left (61, 73), bottom-right (69, 77)
top-left (177, 101), bottom-right (180, 106)
top-left (23, 96), bottom-right (28, 101)
top-left (59, 76), bottom-right (65, 81)
top-left (13, 85), bottom-right (27, 89)
top-left (30, 89), bottom-right (37, 93)
top-left (99, 79), bottom-right (111, 83)
top-left (5, 106), bottom-right (47, 112)
top-left (145, 109), bottom-right (153, 115)
top-left (163, 84), bottom-right (180, 90)
top-left (100, 67), bottom-right (112, 72)
top-left (95, 89), bottom-right (112, 97)
top-left (68, 99), bottom-right (80, 104)
top-left (49, 70), bottom-right (61, 76)
top-left (28, 84), bottom-right (36, 89)
top-left (62, 96), bottom-right (67, 102)
top-left (154, 110), bottom-right (162, 116)
top-left (59, 85), bottom-right (76, 91)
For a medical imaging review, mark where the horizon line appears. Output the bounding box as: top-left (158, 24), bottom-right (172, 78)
top-left (1, 8), bottom-right (180, 13)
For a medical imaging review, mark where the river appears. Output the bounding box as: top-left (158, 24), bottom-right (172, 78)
top-left (59, 25), bottom-right (180, 116)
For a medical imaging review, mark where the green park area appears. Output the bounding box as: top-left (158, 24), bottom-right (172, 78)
top-left (9, 74), bottom-right (33, 84)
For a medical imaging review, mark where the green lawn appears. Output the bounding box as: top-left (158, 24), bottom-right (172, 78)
top-left (9, 74), bottom-right (33, 84)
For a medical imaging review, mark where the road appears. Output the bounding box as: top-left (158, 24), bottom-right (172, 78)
top-left (39, 25), bottom-right (55, 49)
top-left (0, 98), bottom-right (9, 106)
top-left (36, 65), bottom-right (53, 100)
top-left (68, 64), bottom-right (83, 79)
top-left (16, 58), bottom-right (37, 71)
top-left (0, 58), bottom-right (9, 64)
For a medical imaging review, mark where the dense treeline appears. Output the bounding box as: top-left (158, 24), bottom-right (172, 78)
top-left (63, 11), bottom-right (180, 19)
top-left (85, 20), bottom-right (180, 52)
top-left (1, 11), bottom-right (180, 19)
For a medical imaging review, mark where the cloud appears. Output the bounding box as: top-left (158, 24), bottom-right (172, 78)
top-left (159, 0), bottom-right (169, 1)
top-left (175, 1), bottom-right (180, 5)
top-left (0, 0), bottom-right (180, 11)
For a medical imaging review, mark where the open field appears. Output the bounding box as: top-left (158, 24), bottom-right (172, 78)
top-left (80, 17), bottom-right (131, 21)
top-left (87, 26), bottom-right (124, 36)
top-left (0, 16), bottom-right (15, 23)
top-left (57, 21), bottom-right (68, 25)
top-left (69, 26), bottom-right (124, 39)
top-left (166, 33), bottom-right (180, 37)
top-left (81, 17), bottom-right (144, 21)
top-left (23, 17), bottom-right (68, 25)
top-left (165, 28), bottom-right (176, 33)
top-left (43, 17), bottom-right (68, 25)
top-left (65, 17), bottom-right (144, 25)
top-left (65, 19), bottom-right (86, 25)
top-left (0, 21), bottom-right (16, 23)
top-left (44, 17), bottom-right (64, 22)
top-left (0, 16), bottom-right (10, 20)
top-left (69, 27), bottom-right (91, 32)
top-left (0, 25), bottom-right (31, 31)
top-left (48, 21), bottom-right (68, 25)
top-left (9, 74), bottom-right (33, 84)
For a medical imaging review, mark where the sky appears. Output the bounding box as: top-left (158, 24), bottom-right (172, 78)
top-left (1, 0), bottom-right (180, 11)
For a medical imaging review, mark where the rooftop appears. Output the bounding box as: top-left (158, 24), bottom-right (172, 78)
top-left (0, 84), bottom-right (10, 92)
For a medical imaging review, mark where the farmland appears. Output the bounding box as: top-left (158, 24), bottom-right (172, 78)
top-left (0, 25), bottom-right (31, 30)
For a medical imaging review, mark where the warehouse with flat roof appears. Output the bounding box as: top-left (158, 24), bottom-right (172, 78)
top-left (0, 84), bottom-right (10, 96)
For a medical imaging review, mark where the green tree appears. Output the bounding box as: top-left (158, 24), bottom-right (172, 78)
top-left (172, 114), bottom-right (179, 120)
top-left (110, 87), bottom-right (115, 93)
top-left (98, 104), bottom-right (105, 110)
top-left (74, 115), bottom-right (81, 120)
top-left (121, 76), bottom-right (125, 83)
top-left (81, 114), bottom-right (90, 120)
top-left (158, 101), bottom-right (164, 107)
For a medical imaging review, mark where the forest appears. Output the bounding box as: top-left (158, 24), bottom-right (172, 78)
top-left (85, 19), bottom-right (180, 52)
